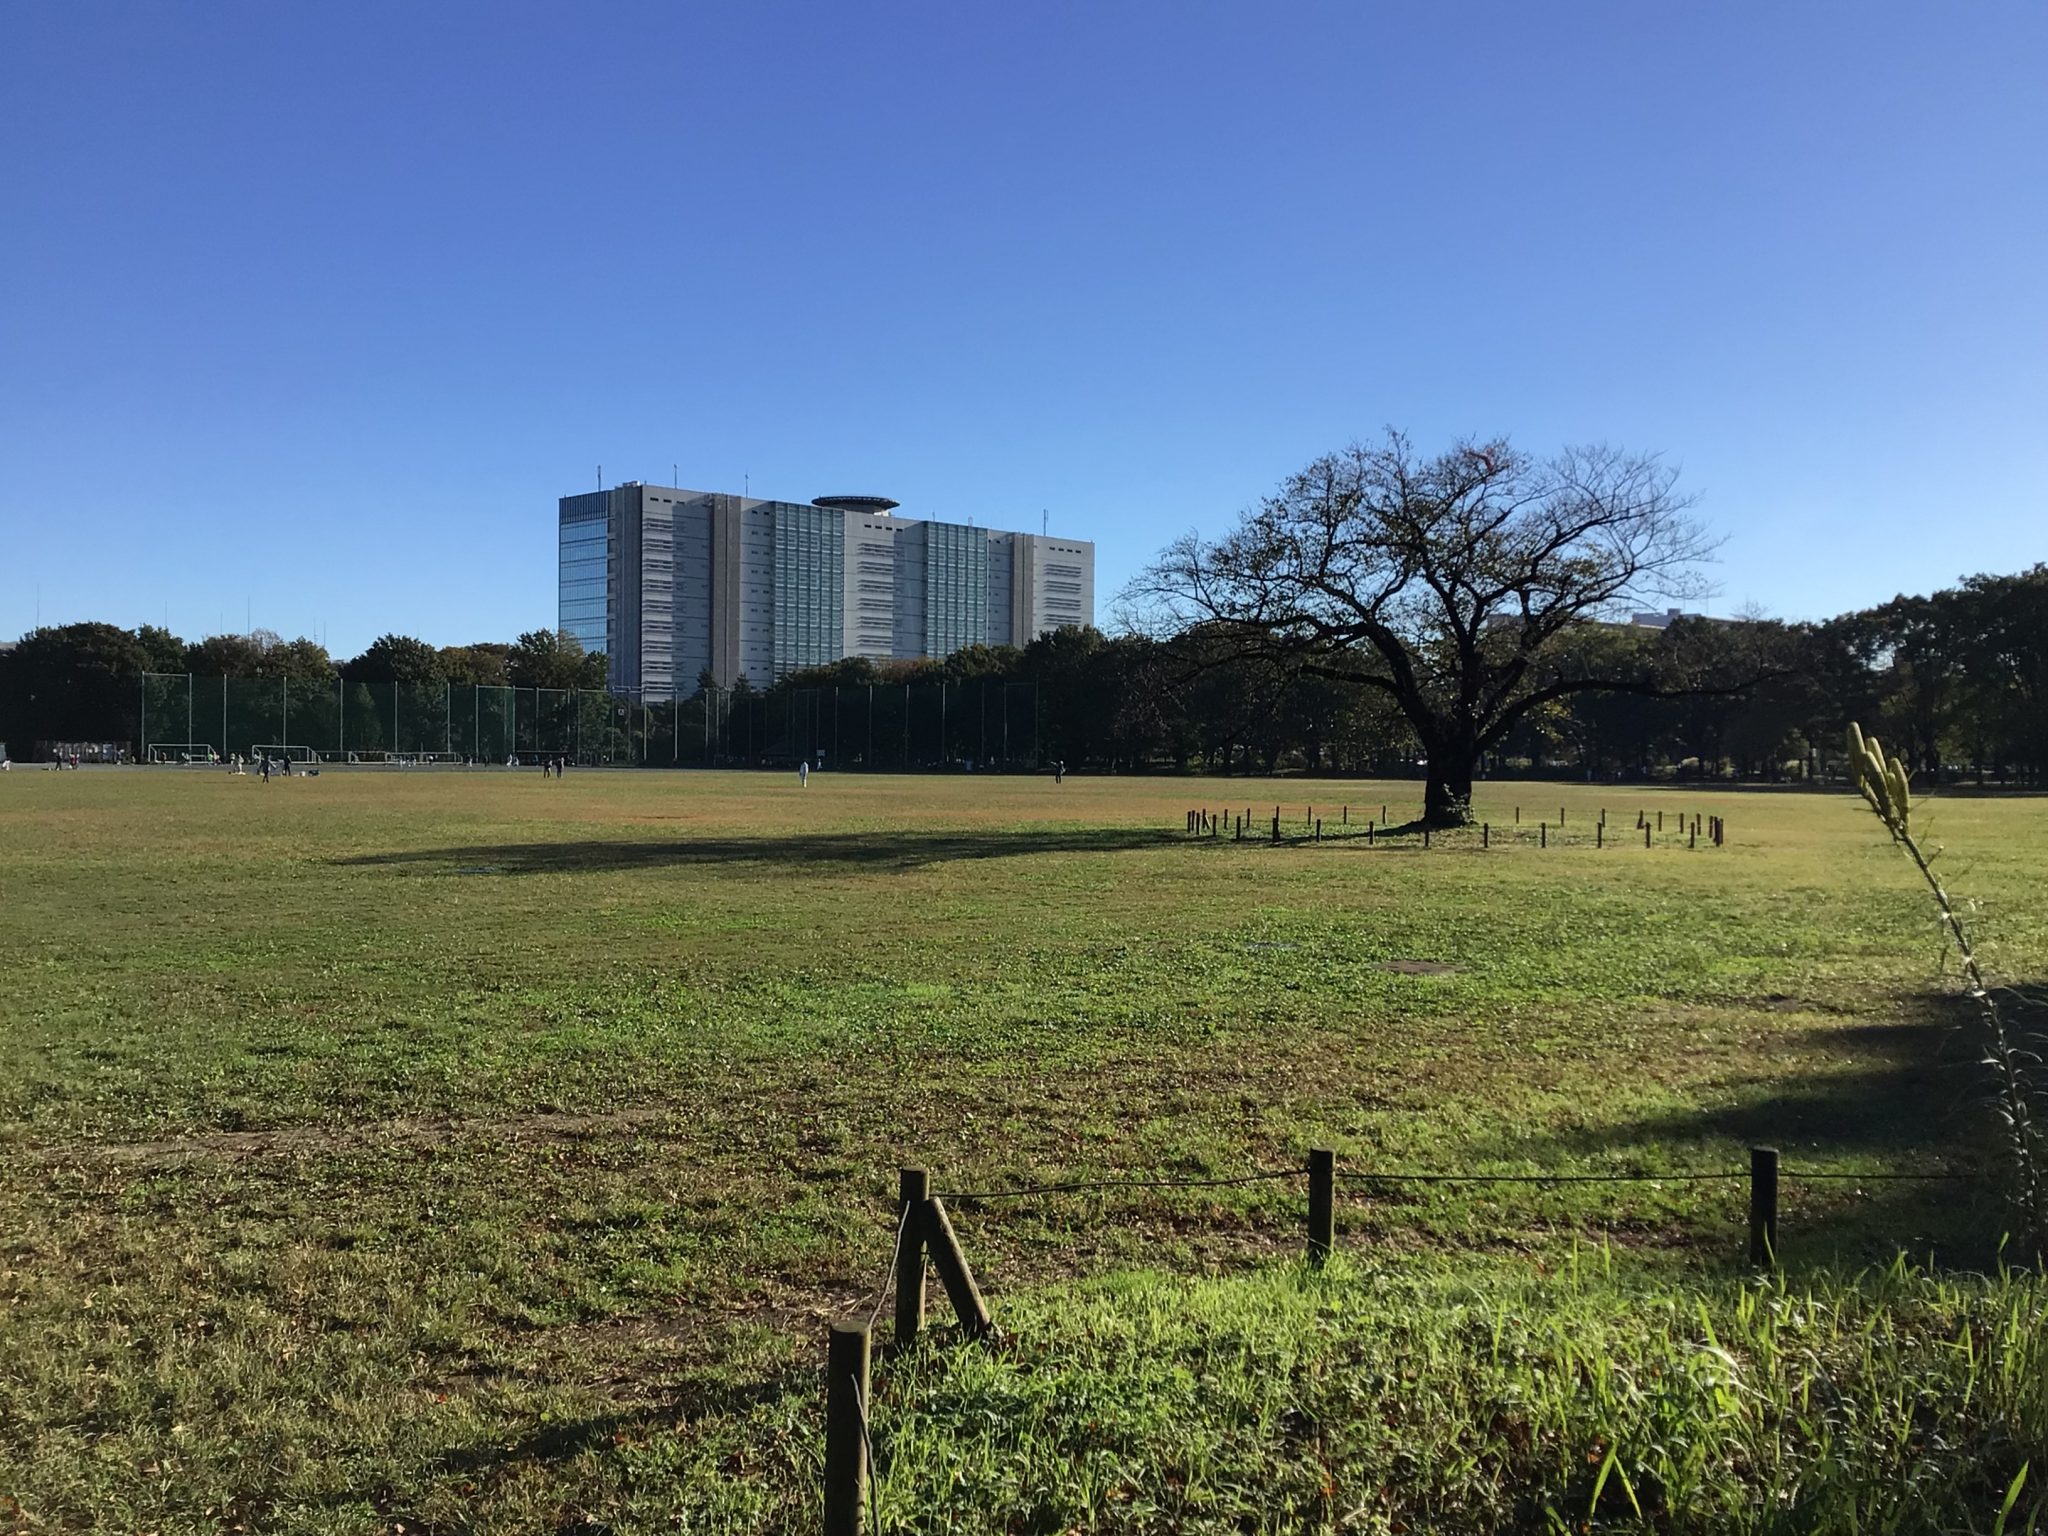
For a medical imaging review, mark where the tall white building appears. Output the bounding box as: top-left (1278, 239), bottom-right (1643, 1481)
top-left (559, 485), bottom-right (1094, 698)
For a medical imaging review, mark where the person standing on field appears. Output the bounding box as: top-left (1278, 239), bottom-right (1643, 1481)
top-left (799, 759), bottom-right (809, 787)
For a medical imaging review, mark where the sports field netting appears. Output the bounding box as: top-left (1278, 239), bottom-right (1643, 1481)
top-left (130, 675), bottom-right (1040, 769)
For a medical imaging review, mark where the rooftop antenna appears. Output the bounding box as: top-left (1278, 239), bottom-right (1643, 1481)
top-left (1042, 509), bottom-right (1048, 536)
top-left (673, 463), bottom-right (678, 487)
top-left (597, 464), bottom-right (603, 491)
top-left (744, 473), bottom-right (749, 497)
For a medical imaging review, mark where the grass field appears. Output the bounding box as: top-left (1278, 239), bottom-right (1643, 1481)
top-left (2, 768), bottom-right (2044, 1532)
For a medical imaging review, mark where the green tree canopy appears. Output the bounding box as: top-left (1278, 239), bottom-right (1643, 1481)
top-left (344, 634), bottom-right (446, 685)
top-left (506, 629), bottom-right (607, 691)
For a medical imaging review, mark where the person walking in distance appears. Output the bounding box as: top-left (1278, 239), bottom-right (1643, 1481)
top-left (799, 758), bottom-right (810, 788)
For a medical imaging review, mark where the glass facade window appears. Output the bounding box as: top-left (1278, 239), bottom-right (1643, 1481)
top-left (559, 506), bottom-right (610, 657)
top-left (924, 521), bottom-right (989, 657)
top-left (771, 503), bottom-right (846, 678)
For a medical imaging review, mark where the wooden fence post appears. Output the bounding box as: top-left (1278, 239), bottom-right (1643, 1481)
top-left (1644, 823), bottom-right (1651, 848)
top-left (825, 1323), bottom-right (871, 1536)
top-left (1596, 821), bottom-right (1603, 848)
top-left (1422, 825), bottom-right (1430, 849)
top-left (1308, 1149), bottom-right (1335, 1264)
top-left (1314, 818), bottom-right (1321, 842)
top-left (1540, 822), bottom-right (1547, 849)
top-left (1749, 1146), bottom-right (1779, 1267)
top-left (1482, 823), bottom-right (1489, 848)
top-left (920, 1197), bottom-right (993, 1339)
top-left (896, 1168), bottom-right (928, 1346)
top-left (1271, 812), bottom-right (1280, 844)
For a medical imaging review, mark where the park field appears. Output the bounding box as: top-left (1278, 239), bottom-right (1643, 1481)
top-left (1, 768), bottom-right (2044, 1531)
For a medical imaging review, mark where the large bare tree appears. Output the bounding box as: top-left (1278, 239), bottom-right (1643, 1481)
top-left (1127, 431), bottom-right (1718, 825)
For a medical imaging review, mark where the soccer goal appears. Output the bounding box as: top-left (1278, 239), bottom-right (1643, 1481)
top-left (148, 743), bottom-right (218, 765)
top-left (251, 744), bottom-right (319, 764)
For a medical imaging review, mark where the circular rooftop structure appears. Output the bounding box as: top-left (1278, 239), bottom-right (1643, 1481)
top-left (811, 494), bottom-right (899, 515)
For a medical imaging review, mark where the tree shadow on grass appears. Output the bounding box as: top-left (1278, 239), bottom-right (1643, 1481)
top-left (334, 826), bottom-right (1183, 876)
top-left (1527, 990), bottom-right (2044, 1270)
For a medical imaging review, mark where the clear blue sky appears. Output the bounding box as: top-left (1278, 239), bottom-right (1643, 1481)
top-left (3, 2), bottom-right (2042, 657)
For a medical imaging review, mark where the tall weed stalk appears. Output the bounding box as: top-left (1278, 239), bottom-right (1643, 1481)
top-left (1848, 723), bottom-right (2047, 1260)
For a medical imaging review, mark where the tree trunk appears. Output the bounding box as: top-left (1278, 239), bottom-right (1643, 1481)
top-left (1423, 753), bottom-right (1476, 827)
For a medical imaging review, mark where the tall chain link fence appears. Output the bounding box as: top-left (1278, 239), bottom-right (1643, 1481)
top-left (129, 674), bottom-right (1040, 770)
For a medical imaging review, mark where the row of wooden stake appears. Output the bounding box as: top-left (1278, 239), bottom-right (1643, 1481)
top-left (1184, 806), bottom-right (1729, 848)
top-left (824, 1148), bottom-right (1784, 1533)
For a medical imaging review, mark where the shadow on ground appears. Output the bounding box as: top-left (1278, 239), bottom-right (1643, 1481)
top-left (1525, 990), bottom-right (2046, 1270)
top-left (335, 825), bottom-right (1182, 875)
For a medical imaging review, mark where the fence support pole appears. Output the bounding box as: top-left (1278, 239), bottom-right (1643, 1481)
top-left (1308, 1149), bottom-right (1335, 1264)
top-left (824, 1323), bottom-right (871, 1536)
top-left (1749, 1146), bottom-right (1779, 1267)
top-left (895, 1168), bottom-right (928, 1346)
top-left (920, 1198), bottom-right (992, 1339)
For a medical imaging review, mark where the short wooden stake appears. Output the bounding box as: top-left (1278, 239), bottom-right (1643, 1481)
top-left (1515, 805), bottom-right (1521, 824)
top-left (1314, 818), bottom-right (1321, 842)
top-left (1482, 823), bottom-right (1489, 848)
top-left (1749, 1146), bottom-right (1779, 1267)
top-left (1422, 825), bottom-right (1430, 849)
top-left (895, 1168), bottom-right (928, 1346)
top-left (1307, 1149), bottom-right (1335, 1263)
top-left (825, 1323), bottom-right (871, 1536)
top-left (1271, 813), bottom-right (1280, 844)
top-left (1341, 805), bottom-right (1348, 825)
top-left (1540, 822), bottom-right (1547, 849)
top-left (1689, 824), bottom-right (1696, 849)
top-left (1658, 810), bottom-right (1664, 831)
top-left (1644, 823), bottom-right (1651, 849)
top-left (1596, 821), bottom-right (1603, 848)
top-left (920, 1197), bottom-right (992, 1339)
top-left (1560, 805), bottom-right (1566, 825)
top-left (1367, 821), bottom-right (1375, 845)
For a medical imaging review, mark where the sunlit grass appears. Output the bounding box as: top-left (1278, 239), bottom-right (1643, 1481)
top-left (1, 768), bottom-right (2043, 1530)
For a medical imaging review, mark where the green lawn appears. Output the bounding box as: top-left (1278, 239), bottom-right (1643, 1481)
top-left (1, 768), bottom-right (2042, 1532)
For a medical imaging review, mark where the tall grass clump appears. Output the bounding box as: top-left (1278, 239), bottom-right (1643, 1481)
top-left (1848, 722), bottom-right (2048, 1259)
top-left (835, 1257), bottom-right (2048, 1534)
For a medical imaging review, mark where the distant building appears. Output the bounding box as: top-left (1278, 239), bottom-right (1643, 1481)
top-left (559, 483), bottom-right (1094, 698)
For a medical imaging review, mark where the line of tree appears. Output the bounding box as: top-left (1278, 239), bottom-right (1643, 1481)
top-left (0, 627), bottom-right (607, 756)
top-left (741, 561), bottom-right (2048, 795)
top-left (7, 583), bottom-right (2046, 786)
top-left (5, 420), bottom-right (2044, 790)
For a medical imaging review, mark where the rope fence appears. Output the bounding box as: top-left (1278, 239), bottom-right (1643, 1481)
top-left (822, 1146), bottom-right (1993, 1529)
top-left (1182, 803), bottom-right (1732, 850)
